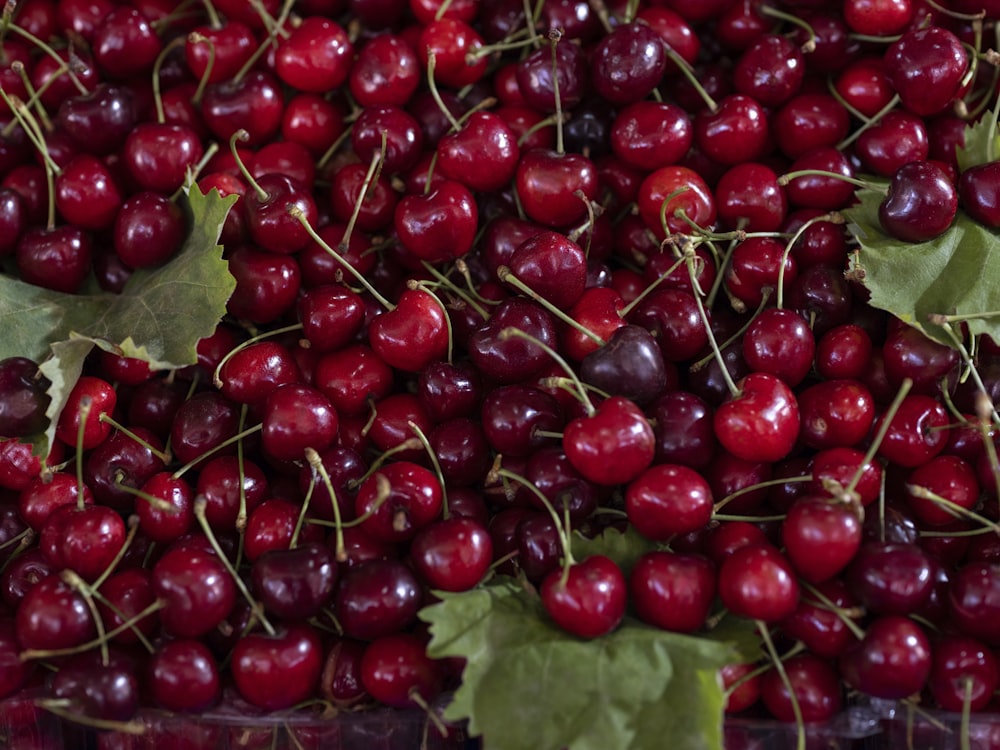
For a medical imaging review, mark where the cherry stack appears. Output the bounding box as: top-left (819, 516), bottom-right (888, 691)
top-left (2, 0), bottom-right (1000, 748)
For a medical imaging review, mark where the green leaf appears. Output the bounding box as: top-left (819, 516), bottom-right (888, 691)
top-left (956, 107), bottom-right (1000, 172)
top-left (0, 185), bottom-right (237, 454)
top-left (571, 525), bottom-right (657, 578)
top-left (421, 580), bottom-right (755, 750)
top-left (845, 187), bottom-right (1000, 347)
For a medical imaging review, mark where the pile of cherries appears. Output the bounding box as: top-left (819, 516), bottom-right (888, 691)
top-left (3, 0), bottom-right (1000, 744)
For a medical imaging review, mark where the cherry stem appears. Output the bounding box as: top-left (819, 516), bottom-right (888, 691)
top-left (74, 396), bottom-right (92, 509)
top-left (407, 420), bottom-right (450, 520)
top-left (63, 569), bottom-right (110, 666)
top-left (537, 376), bottom-right (611, 402)
top-left (498, 327), bottom-right (596, 415)
top-left (234, 403), bottom-right (251, 540)
top-left (187, 32), bottom-right (215, 105)
top-left (908, 484), bottom-right (1000, 533)
top-left (931, 317), bottom-right (1000, 425)
top-left (845, 378), bottom-right (912, 498)
top-left (757, 621), bottom-right (806, 750)
top-left (961, 678), bottom-right (973, 750)
top-left (317, 125), bottom-right (353, 172)
top-left (289, 205), bottom-right (395, 311)
top-left (305, 447), bottom-right (347, 562)
top-left (426, 52), bottom-right (461, 133)
top-left (151, 35), bottom-right (186, 125)
top-left (10, 61), bottom-right (52, 132)
top-left (212, 322), bottom-right (303, 390)
top-left (199, 0), bottom-right (222, 28)
top-left (232, 0), bottom-right (294, 83)
top-left (760, 5), bottom-right (817, 52)
top-left (0, 531), bottom-right (32, 577)
top-left (171, 423), bottom-right (263, 480)
top-left (22, 597), bottom-right (163, 662)
top-left (712, 474), bottom-right (812, 515)
top-left (686, 249), bottom-right (740, 398)
top-left (497, 266), bottom-right (605, 346)
top-left (0, 91), bottom-right (58, 228)
top-left (36, 703), bottom-right (146, 736)
top-left (661, 44), bottom-right (717, 111)
top-left (289, 469), bottom-right (317, 549)
top-left (456, 258), bottom-right (502, 308)
top-left (587, 0), bottom-right (615, 35)
top-left (229, 128), bottom-right (269, 201)
top-left (193, 497), bottom-right (276, 636)
top-left (835, 94), bottom-right (901, 151)
top-left (691, 290), bottom-right (772, 372)
top-left (567, 190), bottom-right (599, 256)
top-left (409, 689), bottom-right (451, 739)
top-left (798, 581), bottom-right (867, 640)
top-left (1, 18), bottom-right (87, 95)
top-left (776, 169), bottom-right (876, 191)
top-left (549, 29), bottom-right (566, 155)
top-left (778, 213), bottom-right (843, 309)
top-left (421, 261), bottom-right (490, 320)
top-left (409, 280), bottom-right (455, 364)
top-left (515, 112), bottom-right (567, 147)
top-left (495, 467), bottom-right (575, 570)
top-left (91, 516), bottom-right (139, 593)
top-left (348, 438), bottom-right (423, 489)
top-left (340, 131), bottom-right (387, 257)
top-left (522, 0), bottom-right (543, 49)
top-left (98, 414), bottom-right (171, 464)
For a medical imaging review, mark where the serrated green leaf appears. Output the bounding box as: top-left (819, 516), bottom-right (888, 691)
top-left (85, 186), bottom-right (238, 370)
top-left (421, 580), bottom-right (754, 750)
top-left (571, 525), bottom-right (657, 578)
top-left (34, 337), bottom-right (95, 458)
top-left (0, 185), bottom-right (236, 453)
top-left (956, 107), bottom-right (1000, 172)
top-left (845, 187), bottom-right (1000, 347)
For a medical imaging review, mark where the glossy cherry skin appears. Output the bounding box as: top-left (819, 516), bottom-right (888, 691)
top-left (394, 180), bottom-right (478, 263)
top-left (959, 162), bottom-right (1000, 228)
top-left (410, 516), bottom-right (493, 592)
top-left (928, 635), bottom-right (999, 712)
top-left (626, 464), bottom-right (713, 541)
top-left (15, 572), bottom-right (97, 651)
top-left (580, 325), bottom-right (668, 406)
top-left (151, 544), bottom-right (236, 639)
top-left (563, 396), bottom-right (656, 486)
top-left (147, 639), bottom-right (221, 713)
top-left (638, 165), bottom-right (717, 237)
top-left (541, 555), bottom-right (627, 639)
top-left (782, 496), bottom-right (862, 584)
top-left (717, 543), bottom-right (800, 623)
top-left (948, 562), bottom-right (1000, 646)
top-left (884, 25), bottom-right (968, 117)
top-left (879, 160), bottom-right (957, 242)
top-left (590, 22), bottom-right (666, 105)
top-left (629, 551), bottom-right (716, 633)
top-left (839, 614), bottom-right (931, 700)
top-left (260, 383), bottom-right (339, 463)
top-left (251, 542), bottom-right (338, 621)
top-left (231, 624), bottom-right (324, 710)
top-left (333, 558), bottom-right (423, 639)
top-left (714, 373), bottom-right (800, 464)
top-left (360, 633), bottom-right (444, 708)
top-left (515, 149), bottom-right (599, 228)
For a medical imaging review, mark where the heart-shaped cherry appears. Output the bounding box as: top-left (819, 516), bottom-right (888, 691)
top-left (540, 554), bottom-right (627, 638)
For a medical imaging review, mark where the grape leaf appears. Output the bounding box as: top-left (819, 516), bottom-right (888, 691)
top-left (0, 185), bottom-right (237, 455)
top-left (571, 525), bottom-right (657, 578)
top-left (421, 578), bottom-right (756, 750)
top-left (844, 187), bottom-right (1000, 347)
top-left (956, 106), bottom-right (1000, 173)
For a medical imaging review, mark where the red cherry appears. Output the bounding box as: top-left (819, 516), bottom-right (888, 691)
top-left (540, 555), bottom-right (627, 638)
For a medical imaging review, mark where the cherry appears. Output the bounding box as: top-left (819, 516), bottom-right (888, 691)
top-left (92, 6), bottom-right (161, 80)
top-left (96, 568), bottom-right (158, 646)
top-left (846, 541), bottom-right (935, 615)
top-left (732, 33), bottom-right (804, 108)
top-left (394, 180), bottom-right (478, 263)
top-left (638, 165), bottom-right (717, 237)
top-left (354, 460), bottom-right (443, 543)
top-left (797, 378), bottom-right (876, 450)
top-left (515, 149), bottom-right (599, 229)
top-left (274, 16), bottom-right (353, 93)
top-left (779, 579), bottom-right (859, 659)
top-left (714, 373), bottom-right (800, 464)
top-left (648, 390), bottom-right (716, 470)
top-left (437, 111), bottom-right (520, 193)
top-left (49, 650), bottom-right (140, 722)
top-left (630, 287), bottom-right (708, 363)
top-left (260, 383), bottom-right (339, 463)
top-left (333, 558), bottom-right (423, 640)
top-left (515, 39), bottom-right (589, 113)
top-left (854, 110), bottom-right (929, 178)
top-left (904, 454), bottom-right (979, 527)
top-left (114, 191), bottom-right (187, 269)
top-left (15, 572), bottom-right (97, 652)
top-left (629, 551), bottom-right (716, 633)
top-left (590, 23), bottom-right (666, 105)
top-left (760, 653), bottom-right (843, 723)
top-left (717, 543), bottom-right (800, 623)
top-left (231, 624), bottom-right (324, 710)
top-left (772, 93), bottom-right (851, 160)
top-left (541, 555), bottom-right (627, 639)
top-left (948, 562), bottom-right (1000, 647)
top-left (884, 25), bottom-right (969, 117)
top-left (879, 160), bottom-right (957, 242)
top-left (151, 542), bottom-right (236, 639)
top-left (782, 496), bottom-right (862, 584)
top-left (626, 464), bottom-right (713, 541)
top-left (563, 396), bottom-right (656, 486)
top-left (0, 618), bottom-right (33, 699)
top-left (715, 162), bottom-right (789, 232)
top-left (839, 614), bottom-right (931, 700)
top-left (469, 298), bottom-right (558, 385)
top-left (201, 71), bottom-right (285, 148)
top-left (54, 375), bottom-right (116, 450)
top-left (359, 632), bottom-right (444, 708)
top-left (874, 393), bottom-right (949, 468)
top-left (0, 357), bottom-right (50, 438)
top-left (694, 94), bottom-right (771, 167)
top-left (16, 225), bottom-right (93, 295)
top-left (122, 122), bottom-right (204, 194)
top-left (580, 325), bottom-right (668, 406)
top-left (410, 516), bottom-right (493, 592)
top-left (147, 639), bottom-right (221, 713)
top-left (39, 503), bottom-right (126, 583)
top-left (741, 308), bottom-right (815, 388)
top-left (251, 542), bottom-right (338, 621)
